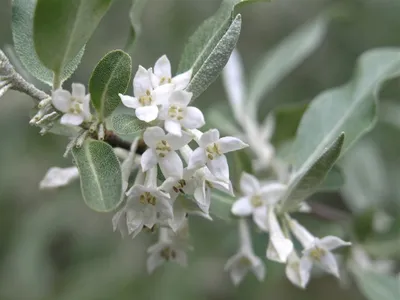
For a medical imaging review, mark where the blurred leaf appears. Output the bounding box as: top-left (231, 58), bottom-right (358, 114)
top-left (33, 0), bottom-right (113, 81)
top-left (206, 102), bottom-right (240, 135)
top-left (124, 0), bottom-right (147, 54)
top-left (353, 270), bottom-right (400, 300)
top-left (293, 48), bottom-right (400, 176)
top-left (111, 114), bottom-right (148, 136)
top-left (72, 139), bottom-right (123, 212)
top-left (363, 235), bottom-right (400, 259)
top-left (341, 138), bottom-right (389, 213)
top-left (247, 15), bottom-right (328, 118)
top-left (186, 14), bottom-right (242, 99)
top-left (210, 190), bottom-right (235, 221)
top-left (280, 133), bottom-right (344, 212)
top-left (12, 0), bottom-right (84, 86)
top-left (319, 166), bottom-right (344, 191)
top-left (228, 150), bottom-right (253, 188)
top-left (89, 50), bottom-right (132, 120)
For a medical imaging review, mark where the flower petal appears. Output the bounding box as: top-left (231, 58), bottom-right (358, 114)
top-left (169, 90), bottom-right (192, 107)
top-left (217, 136), bottom-right (248, 154)
top-left (187, 147), bottom-right (207, 170)
top-left (143, 126), bottom-right (165, 148)
top-left (135, 105), bottom-right (159, 122)
top-left (166, 131), bottom-right (192, 150)
top-left (141, 148), bottom-right (158, 172)
top-left (154, 55), bottom-right (172, 79)
top-left (152, 83), bottom-right (174, 107)
top-left (253, 206), bottom-right (269, 232)
top-left (286, 252), bottom-right (307, 289)
top-left (199, 129), bottom-right (220, 147)
top-left (147, 251), bottom-right (166, 273)
top-left (267, 234), bottom-right (293, 263)
top-left (119, 93), bottom-right (140, 108)
top-left (251, 256), bottom-right (266, 282)
top-left (60, 113), bottom-right (84, 126)
top-left (231, 197), bottom-right (252, 216)
top-left (165, 119), bottom-right (182, 136)
top-left (39, 166), bottom-right (79, 189)
top-left (319, 251), bottom-right (340, 277)
top-left (71, 83), bottom-right (85, 98)
top-left (181, 107), bottom-right (205, 129)
top-left (133, 66), bottom-right (152, 96)
top-left (172, 69), bottom-right (192, 90)
top-left (160, 151), bottom-right (183, 178)
top-left (318, 236), bottom-right (352, 251)
top-left (83, 94), bottom-right (92, 120)
top-left (52, 89), bottom-right (71, 113)
top-left (240, 172), bottom-right (260, 196)
top-left (299, 256), bottom-right (313, 286)
top-left (230, 262), bottom-right (249, 286)
top-left (259, 182), bottom-right (287, 205)
top-left (207, 154), bottom-right (229, 180)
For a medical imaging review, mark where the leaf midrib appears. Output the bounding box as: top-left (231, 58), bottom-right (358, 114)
top-left (85, 143), bottom-right (106, 210)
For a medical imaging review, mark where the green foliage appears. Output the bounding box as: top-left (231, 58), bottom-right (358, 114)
top-left (210, 190), bottom-right (235, 221)
top-left (186, 14), bottom-right (242, 99)
top-left (354, 270), bottom-right (400, 300)
top-left (89, 50), bottom-right (132, 120)
top-left (111, 114), bottom-right (148, 136)
top-left (280, 133), bottom-right (345, 212)
top-left (72, 139), bottom-right (123, 212)
top-left (33, 0), bottom-right (113, 83)
top-left (319, 166), bottom-right (344, 191)
top-left (124, 0), bottom-right (147, 54)
top-left (11, 0), bottom-right (84, 86)
top-left (247, 15), bottom-right (328, 118)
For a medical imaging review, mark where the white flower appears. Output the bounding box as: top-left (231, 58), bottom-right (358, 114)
top-left (231, 172), bottom-right (286, 231)
top-left (266, 207), bottom-right (293, 263)
top-left (225, 219), bottom-right (265, 285)
top-left (289, 218), bottom-right (351, 281)
top-left (39, 166), bottom-right (79, 189)
top-left (151, 55), bottom-right (192, 90)
top-left (52, 83), bottom-right (91, 126)
top-left (147, 225), bottom-right (190, 273)
top-left (119, 66), bottom-right (173, 122)
top-left (188, 129), bottom-right (248, 179)
top-left (141, 126), bottom-right (192, 178)
top-left (159, 90), bottom-right (205, 136)
top-left (285, 252), bottom-right (308, 289)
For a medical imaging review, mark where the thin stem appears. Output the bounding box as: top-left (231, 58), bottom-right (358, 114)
top-left (52, 72), bottom-right (61, 90)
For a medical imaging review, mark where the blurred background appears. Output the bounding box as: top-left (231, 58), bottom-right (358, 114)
top-left (1, 0), bottom-right (400, 299)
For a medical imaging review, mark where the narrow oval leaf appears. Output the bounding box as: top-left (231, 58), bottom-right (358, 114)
top-left (111, 114), bottom-right (148, 136)
top-left (210, 190), bottom-right (235, 221)
top-left (247, 15), bottom-right (328, 118)
top-left (293, 48), bottom-right (400, 173)
top-left (89, 50), bottom-right (132, 120)
top-left (187, 14), bottom-right (242, 99)
top-left (319, 166), bottom-right (344, 192)
top-left (33, 0), bottom-right (113, 75)
top-left (354, 270), bottom-right (400, 300)
top-left (72, 139), bottom-right (123, 212)
top-left (12, 0), bottom-right (84, 85)
top-left (124, 0), bottom-right (147, 54)
top-left (280, 133), bottom-right (344, 212)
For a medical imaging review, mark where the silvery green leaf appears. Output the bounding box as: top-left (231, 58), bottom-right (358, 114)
top-left (293, 48), bottom-right (400, 173)
top-left (124, 0), bottom-right (147, 54)
top-left (247, 15), bottom-right (328, 118)
top-left (186, 14), bottom-right (242, 99)
top-left (72, 139), bottom-right (123, 212)
top-left (280, 133), bottom-right (344, 212)
top-left (33, 0), bottom-right (113, 80)
top-left (210, 190), bottom-right (235, 221)
top-left (319, 166), bottom-right (344, 192)
top-left (89, 50), bottom-right (132, 120)
top-left (206, 103), bottom-right (241, 135)
top-left (111, 114), bottom-right (148, 136)
top-left (12, 0), bottom-right (84, 85)
top-left (354, 270), bottom-right (400, 300)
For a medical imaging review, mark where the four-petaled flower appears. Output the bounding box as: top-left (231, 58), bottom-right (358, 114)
top-left (52, 83), bottom-right (91, 126)
top-left (188, 129), bottom-right (248, 180)
top-left (159, 90), bottom-right (205, 136)
top-left (119, 66), bottom-right (173, 122)
top-left (141, 126), bottom-right (192, 178)
top-left (151, 55), bottom-right (192, 90)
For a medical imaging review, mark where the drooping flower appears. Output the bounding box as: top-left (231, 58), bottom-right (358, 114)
top-left (119, 66), bottom-right (173, 122)
top-left (141, 126), bottom-right (192, 178)
top-left (39, 166), bottom-right (79, 189)
top-left (285, 251), bottom-right (308, 289)
top-left (224, 219), bottom-right (265, 285)
top-left (188, 129), bottom-right (248, 180)
top-left (231, 172), bottom-right (286, 231)
top-left (151, 55), bottom-right (192, 90)
top-left (159, 90), bottom-right (205, 136)
top-left (52, 83), bottom-right (91, 126)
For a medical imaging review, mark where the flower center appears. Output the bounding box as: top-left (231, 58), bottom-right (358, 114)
top-left (168, 105), bottom-right (184, 120)
top-left (309, 247), bottom-right (326, 261)
top-left (159, 76), bottom-right (172, 85)
top-left (173, 179), bottom-right (186, 193)
top-left (160, 246), bottom-right (176, 260)
top-left (239, 256), bottom-right (252, 266)
top-left (139, 90), bottom-right (152, 106)
top-left (68, 97), bottom-right (84, 114)
top-left (155, 140), bottom-right (172, 158)
top-left (205, 143), bottom-right (221, 160)
top-left (250, 195), bottom-right (263, 207)
top-left (139, 192), bottom-right (157, 206)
